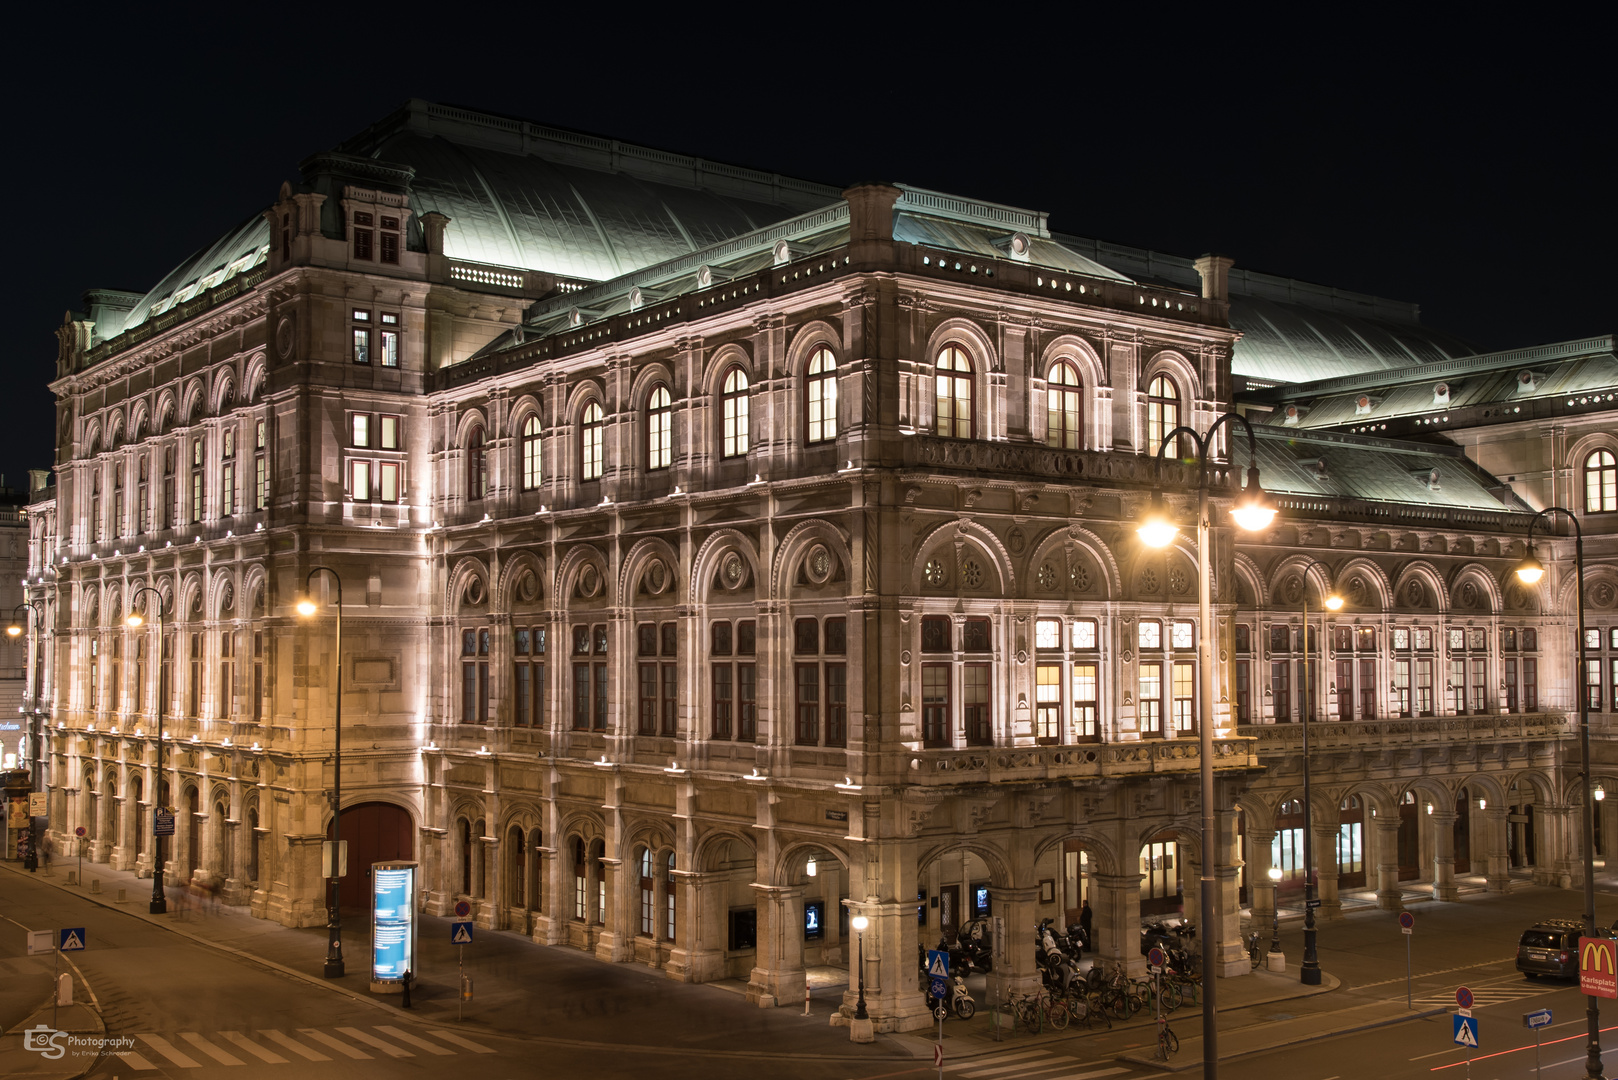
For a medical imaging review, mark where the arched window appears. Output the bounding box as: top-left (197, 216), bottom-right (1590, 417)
top-left (935, 345), bottom-right (974, 439)
top-left (91, 473), bottom-right (102, 543)
top-left (1146, 375), bottom-right (1181, 454)
top-left (589, 838), bottom-right (606, 923)
top-left (805, 347), bottom-right (837, 444)
top-left (460, 818), bottom-right (473, 895)
top-left (664, 850), bottom-right (676, 941)
top-left (1047, 360), bottom-right (1083, 449)
top-left (521, 416), bottom-right (542, 491)
top-left (638, 847), bottom-right (655, 935)
top-left (572, 837), bottom-right (587, 919)
top-left (508, 825), bottom-right (526, 906)
top-left (1587, 449), bottom-right (1617, 512)
top-left (467, 428), bottom-right (488, 501)
top-left (580, 403), bottom-right (604, 481)
top-left (647, 386), bottom-right (672, 470)
top-left (721, 367), bottom-right (749, 458)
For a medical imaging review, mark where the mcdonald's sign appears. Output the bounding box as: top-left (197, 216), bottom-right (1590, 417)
top-left (1580, 937), bottom-right (1617, 998)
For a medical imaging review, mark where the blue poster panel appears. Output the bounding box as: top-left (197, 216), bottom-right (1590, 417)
top-left (371, 863), bottom-right (416, 982)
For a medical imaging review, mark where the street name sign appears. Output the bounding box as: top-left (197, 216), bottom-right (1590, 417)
top-left (1523, 1009), bottom-right (1553, 1029)
top-left (59, 928), bottom-right (86, 951)
top-left (1453, 1014), bottom-right (1479, 1048)
top-left (452, 921), bottom-right (474, 945)
top-left (1581, 936), bottom-right (1618, 999)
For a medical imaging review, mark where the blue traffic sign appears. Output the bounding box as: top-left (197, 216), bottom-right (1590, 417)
top-left (931, 976), bottom-right (948, 999)
top-left (1524, 1008), bottom-right (1553, 1030)
top-left (59, 928), bottom-right (86, 951)
top-left (451, 921), bottom-right (474, 945)
top-left (1454, 1014), bottom-right (1479, 1048)
top-left (1148, 946), bottom-right (1166, 968)
top-left (926, 950), bottom-right (949, 978)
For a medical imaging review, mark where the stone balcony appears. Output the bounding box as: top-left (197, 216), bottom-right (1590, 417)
top-left (897, 736), bottom-right (1259, 787)
top-left (1237, 712), bottom-right (1573, 754)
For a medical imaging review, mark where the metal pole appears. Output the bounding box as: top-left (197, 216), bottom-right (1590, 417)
top-left (1197, 483), bottom-right (1218, 1074)
top-left (855, 926), bottom-right (868, 1019)
top-left (1406, 934), bottom-right (1412, 1009)
top-left (127, 587), bottom-right (169, 916)
top-left (308, 567), bottom-right (346, 979)
top-left (1301, 579), bottom-right (1320, 985)
top-left (1572, 524), bottom-right (1602, 1080)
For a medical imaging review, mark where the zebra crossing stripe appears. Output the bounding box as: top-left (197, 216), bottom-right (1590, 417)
top-left (179, 1032), bottom-right (246, 1066)
top-left (297, 1028), bottom-right (372, 1059)
top-left (258, 1029), bottom-right (330, 1061)
top-left (218, 1030), bottom-right (289, 1063)
top-left (962, 1053), bottom-right (1057, 1077)
top-left (957, 1048), bottom-right (1054, 1071)
top-left (138, 1034), bottom-right (204, 1068)
top-left (114, 1049), bottom-right (158, 1071)
top-left (974, 1063), bottom-right (1087, 1080)
top-left (334, 1026), bottom-right (413, 1058)
top-left (374, 1026), bottom-right (456, 1055)
top-left (1045, 1069), bottom-right (1128, 1080)
top-left (416, 1026), bottom-right (497, 1053)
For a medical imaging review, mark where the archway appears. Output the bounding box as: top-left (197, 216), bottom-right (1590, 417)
top-left (1139, 830), bottom-right (1188, 916)
top-left (1397, 790), bottom-right (1421, 881)
top-left (325, 802), bottom-right (414, 910)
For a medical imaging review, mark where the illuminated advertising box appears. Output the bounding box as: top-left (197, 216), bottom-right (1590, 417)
top-left (371, 861), bottom-right (417, 992)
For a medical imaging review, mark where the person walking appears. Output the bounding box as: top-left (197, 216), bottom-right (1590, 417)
top-left (1078, 898), bottom-right (1094, 959)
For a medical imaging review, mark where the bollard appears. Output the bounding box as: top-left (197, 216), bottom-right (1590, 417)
top-left (117, 888), bottom-right (127, 903)
top-left (804, 984), bottom-right (812, 1016)
top-left (66, 871), bottom-right (77, 885)
top-left (91, 879), bottom-right (102, 894)
top-left (57, 973), bottom-right (72, 1006)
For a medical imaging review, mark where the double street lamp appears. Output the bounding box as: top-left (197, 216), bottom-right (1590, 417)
top-left (124, 587), bottom-right (169, 914)
top-left (7, 601), bottom-right (46, 873)
top-left (1137, 412), bottom-right (1275, 1078)
top-left (297, 567), bottom-right (346, 979)
top-left (1514, 509), bottom-right (1603, 1080)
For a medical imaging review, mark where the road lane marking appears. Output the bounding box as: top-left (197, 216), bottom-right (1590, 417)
top-left (297, 1028), bottom-right (372, 1059)
top-left (961, 1052), bottom-right (1057, 1076)
top-left (958, 1050), bottom-right (1053, 1066)
top-left (179, 1032), bottom-right (245, 1066)
top-left (218, 1031), bottom-right (288, 1063)
top-left (1410, 1047), bottom-right (1463, 1061)
top-left (259, 1030), bottom-right (330, 1061)
top-left (137, 1034), bottom-right (204, 1068)
top-left (965, 1066), bottom-right (1074, 1080)
top-left (374, 1026), bottom-right (456, 1055)
top-left (335, 1026), bottom-right (414, 1058)
top-left (114, 1050), bottom-right (158, 1071)
top-left (419, 1027), bottom-right (497, 1053)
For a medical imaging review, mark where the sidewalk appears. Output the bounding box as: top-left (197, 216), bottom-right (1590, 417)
top-left (0, 993), bottom-right (106, 1080)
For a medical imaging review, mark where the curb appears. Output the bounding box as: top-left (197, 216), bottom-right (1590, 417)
top-left (1118, 1004), bottom-right (1449, 1072)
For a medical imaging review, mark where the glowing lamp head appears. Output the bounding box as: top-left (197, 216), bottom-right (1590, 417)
top-left (806, 858), bottom-right (817, 878)
top-left (1136, 502), bottom-right (1179, 549)
top-left (1268, 866), bottom-right (1282, 883)
top-left (1324, 594), bottom-right (1344, 612)
top-left (125, 613), bottom-right (144, 628)
top-left (295, 598), bottom-right (319, 617)
top-left (1515, 545), bottom-right (1546, 585)
top-left (851, 914), bottom-right (869, 933)
top-left (4, 623), bottom-right (20, 638)
top-left (1597, 784), bottom-right (1607, 803)
top-left (1231, 466), bottom-right (1277, 532)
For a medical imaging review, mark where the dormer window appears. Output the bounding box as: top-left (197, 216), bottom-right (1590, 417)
top-left (353, 212), bottom-right (374, 261)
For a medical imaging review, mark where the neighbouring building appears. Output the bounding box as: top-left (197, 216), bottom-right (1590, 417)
top-left (22, 99), bottom-right (1617, 1032)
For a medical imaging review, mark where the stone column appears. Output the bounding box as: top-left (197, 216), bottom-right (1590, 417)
top-left (1374, 817), bottom-right (1404, 911)
top-left (665, 871), bottom-right (726, 983)
top-left (1090, 872), bottom-right (1147, 978)
top-left (747, 884), bottom-right (806, 1008)
top-left (1247, 828), bottom-right (1277, 927)
top-left (1313, 825), bottom-right (1343, 920)
top-left (1214, 809), bottom-right (1248, 975)
top-left (985, 885), bottom-right (1043, 1003)
top-left (1431, 809), bottom-right (1458, 900)
top-left (1484, 807), bottom-right (1511, 892)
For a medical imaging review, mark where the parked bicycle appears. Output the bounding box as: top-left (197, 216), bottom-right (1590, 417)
top-left (1155, 1015), bottom-right (1179, 1060)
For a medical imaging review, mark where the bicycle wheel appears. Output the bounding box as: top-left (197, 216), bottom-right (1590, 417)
top-left (1047, 998), bottom-right (1070, 1031)
top-left (1103, 989), bottom-right (1130, 1020)
top-left (1066, 994), bottom-right (1088, 1024)
top-left (1162, 1028), bottom-right (1179, 1056)
top-left (1016, 998), bottom-right (1040, 1033)
top-left (1161, 981), bottom-right (1183, 1012)
top-left (1126, 993), bottom-right (1144, 1018)
top-left (955, 996), bottom-right (976, 1020)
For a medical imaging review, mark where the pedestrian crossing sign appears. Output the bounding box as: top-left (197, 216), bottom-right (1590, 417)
top-left (451, 921), bottom-right (474, 945)
top-left (1453, 1014), bottom-right (1479, 1048)
top-left (927, 950), bottom-right (949, 978)
top-left (59, 928), bottom-right (86, 951)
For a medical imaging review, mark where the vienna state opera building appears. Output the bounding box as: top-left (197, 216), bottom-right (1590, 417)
top-left (17, 99), bottom-right (1618, 1030)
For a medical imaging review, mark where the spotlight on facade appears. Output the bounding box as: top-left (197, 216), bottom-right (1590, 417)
top-left (1515, 546), bottom-right (1547, 584)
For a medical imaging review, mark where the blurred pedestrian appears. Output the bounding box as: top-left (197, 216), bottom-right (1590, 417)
top-left (1079, 898), bottom-right (1093, 957)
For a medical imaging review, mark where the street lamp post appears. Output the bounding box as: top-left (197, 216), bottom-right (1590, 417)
top-left (1137, 412), bottom-right (1276, 1078)
top-left (124, 587), bottom-right (168, 914)
top-left (1515, 510), bottom-right (1603, 1080)
top-left (850, 913), bottom-right (869, 1020)
top-left (1295, 559), bottom-right (1342, 987)
top-left (7, 602), bottom-right (46, 872)
top-left (297, 568), bottom-right (345, 979)
top-left (1267, 866), bottom-right (1283, 957)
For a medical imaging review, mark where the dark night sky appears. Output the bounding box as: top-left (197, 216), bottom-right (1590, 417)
top-left (3, 12), bottom-right (1610, 490)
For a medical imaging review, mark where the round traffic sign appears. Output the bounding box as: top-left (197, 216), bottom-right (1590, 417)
top-left (1457, 986), bottom-right (1474, 1009)
top-left (454, 900), bottom-right (472, 918)
top-left (1148, 946), bottom-right (1166, 968)
top-left (1399, 912), bottom-right (1415, 929)
top-left (74, 826), bottom-right (87, 838)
